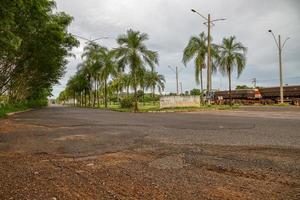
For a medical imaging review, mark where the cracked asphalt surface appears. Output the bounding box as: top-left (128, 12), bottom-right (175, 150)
top-left (0, 106), bottom-right (299, 199)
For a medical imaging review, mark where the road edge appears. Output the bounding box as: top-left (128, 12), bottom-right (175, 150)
top-left (6, 109), bottom-right (34, 116)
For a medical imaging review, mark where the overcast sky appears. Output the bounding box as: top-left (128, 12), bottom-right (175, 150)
top-left (52, 0), bottom-right (300, 97)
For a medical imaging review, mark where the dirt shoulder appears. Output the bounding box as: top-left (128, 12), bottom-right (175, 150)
top-left (0, 144), bottom-right (299, 200)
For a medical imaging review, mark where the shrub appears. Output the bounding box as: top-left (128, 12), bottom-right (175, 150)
top-left (120, 97), bottom-right (134, 108)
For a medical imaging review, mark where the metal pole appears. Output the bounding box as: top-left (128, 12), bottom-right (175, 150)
top-left (180, 82), bottom-right (183, 94)
top-left (278, 35), bottom-right (284, 104)
top-left (176, 67), bottom-right (179, 95)
top-left (207, 14), bottom-right (211, 104)
top-left (252, 78), bottom-right (257, 88)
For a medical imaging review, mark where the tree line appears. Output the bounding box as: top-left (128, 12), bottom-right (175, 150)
top-left (0, 0), bottom-right (78, 106)
top-left (61, 30), bottom-right (247, 110)
top-left (59, 30), bottom-right (165, 112)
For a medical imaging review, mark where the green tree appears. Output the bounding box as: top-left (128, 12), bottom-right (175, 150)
top-left (182, 32), bottom-right (218, 95)
top-left (114, 29), bottom-right (159, 112)
top-left (236, 85), bottom-right (251, 89)
top-left (98, 48), bottom-right (117, 108)
top-left (145, 71), bottom-right (165, 96)
top-left (0, 0), bottom-right (78, 104)
top-left (217, 36), bottom-right (247, 105)
top-left (190, 89), bottom-right (201, 96)
top-left (82, 42), bottom-right (103, 107)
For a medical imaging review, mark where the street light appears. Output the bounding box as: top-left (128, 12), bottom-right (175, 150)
top-left (168, 65), bottom-right (184, 95)
top-left (72, 34), bottom-right (110, 44)
top-left (191, 9), bottom-right (225, 104)
top-left (268, 29), bottom-right (290, 104)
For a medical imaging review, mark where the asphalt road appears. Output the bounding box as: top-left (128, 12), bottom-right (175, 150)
top-left (1, 105), bottom-right (300, 155)
top-left (0, 106), bottom-right (299, 199)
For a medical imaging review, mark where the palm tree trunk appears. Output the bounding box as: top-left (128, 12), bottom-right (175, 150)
top-left (152, 85), bottom-right (155, 105)
top-left (104, 78), bottom-right (108, 108)
top-left (200, 68), bottom-right (204, 105)
top-left (73, 91), bottom-right (76, 106)
top-left (88, 77), bottom-right (91, 106)
top-left (142, 87), bottom-right (145, 106)
top-left (133, 74), bottom-right (138, 112)
top-left (134, 86), bottom-right (138, 112)
top-left (93, 78), bottom-right (96, 107)
top-left (84, 89), bottom-right (87, 106)
top-left (152, 86), bottom-right (155, 98)
top-left (228, 69), bottom-right (232, 106)
top-left (88, 90), bottom-right (91, 107)
top-left (97, 77), bottom-right (100, 108)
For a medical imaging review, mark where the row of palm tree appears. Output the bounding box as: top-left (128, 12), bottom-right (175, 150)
top-left (60, 29), bottom-right (165, 112)
top-left (182, 32), bottom-right (247, 104)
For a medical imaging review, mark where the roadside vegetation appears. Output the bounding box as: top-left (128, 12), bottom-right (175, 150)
top-left (0, 0), bottom-right (78, 117)
top-left (59, 30), bottom-right (247, 112)
top-left (0, 1), bottom-right (248, 114)
top-left (58, 30), bottom-right (165, 112)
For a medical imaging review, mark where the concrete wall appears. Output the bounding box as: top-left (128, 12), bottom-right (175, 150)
top-left (160, 96), bottom-right (200, 108)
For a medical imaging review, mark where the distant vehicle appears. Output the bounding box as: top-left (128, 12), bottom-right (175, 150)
top-left (213, 85), bottom-right (300, 105)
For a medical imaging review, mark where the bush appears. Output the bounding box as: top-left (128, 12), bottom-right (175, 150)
top-left (120, 97), bottom-right (134, 108)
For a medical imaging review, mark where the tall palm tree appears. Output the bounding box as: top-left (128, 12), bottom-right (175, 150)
top-left (145, 70), bottom-right (165, 96)
top-left (114, 29), bottom-right (158, 112)
top-left (77, 62), bottom-right (93, 106)
top-left (217, 36), bottom-right (247, 105)
top-left (183, 32), bottom-right (207, 93)
top-left (182, 32), bottom-right (218, 102)
top-left (98, 47), bottom-right (117, 108)
top-left (82, 42), bottom-right (103, 107)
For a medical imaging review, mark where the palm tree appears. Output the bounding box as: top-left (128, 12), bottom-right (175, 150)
top-left (114, 29), bottom-right (159, 112)
top-left (77, 62), bottom-right (93, 106)
top-left (82, 42), bottom-right (103, 107)
top-left (122, 73), bottom-right (132, 96)
top-left (66, 72), bottom-right (89, 106)
top-left (109, 74), bottom-right (124, 101)
top-left (183, 32), bottom-right (207, 93)
top-left (145, 70), bottom-right (165, 96)
top-left (98, 47), bottom-right (117, 108)
top-left (182, 32), bottom-right (218, 103)
top-left (217, 36), bottom-right (247, 105)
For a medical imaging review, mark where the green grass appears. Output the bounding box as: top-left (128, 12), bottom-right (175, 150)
top-left (273, 103), bottom-right (290, 107)
top-left (103, 103), bottom-right (239, 113)
top-left (0, 100), bottom-right (47, 118)
top-left (0, 104), bottom-right (29, 118)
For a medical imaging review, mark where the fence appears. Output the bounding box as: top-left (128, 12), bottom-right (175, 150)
top-left (160, 96), bottom-right (200, 108)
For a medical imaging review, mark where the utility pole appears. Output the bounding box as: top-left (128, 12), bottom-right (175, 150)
top-left (176, 67), bottom-right (179, 95)
top-left (268, 30), bottom-right (290, 104)
top-left (207, 14), bottom-right (211, 96)
top-left (180, 82), bottom-right (183, 94)
top-left (168, 65), bottom-right (182, 95)
top-left (191, 9), bottom-right (225, 104)
top-left (278, 35), bottom-right (283, 104)
top-left (252, 78), bottom-right (257, 88)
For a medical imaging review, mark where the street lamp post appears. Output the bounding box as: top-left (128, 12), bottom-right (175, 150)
top-left (191, 9), bottom-right (225, 104)
top-left (72, 34), bottom-right (110, 44)
top-left (168, 65), bottom-right (180, 95)
top-left (168, 66), bottom-right (185, 95)
top-left (268, 30), bottom-right (290, 104)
